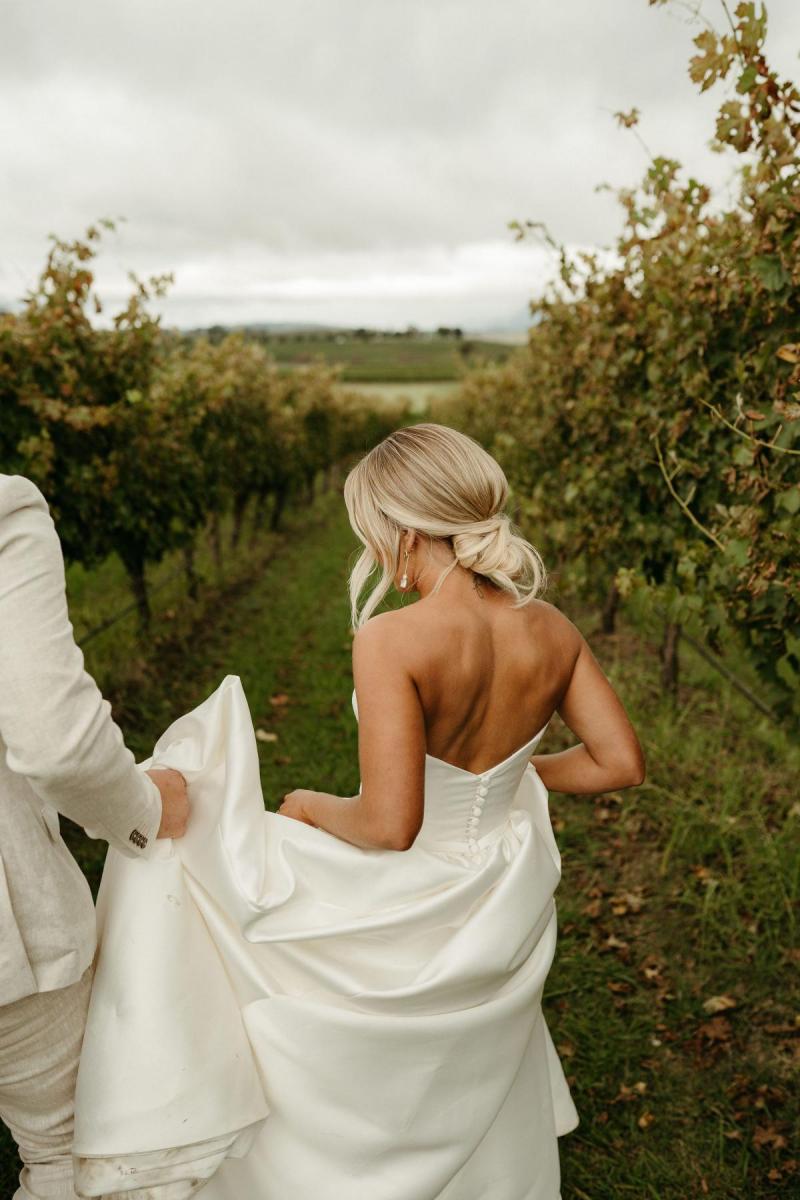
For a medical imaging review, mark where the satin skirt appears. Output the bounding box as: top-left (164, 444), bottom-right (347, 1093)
top-left (72, 676), bottom-right (578, 1200)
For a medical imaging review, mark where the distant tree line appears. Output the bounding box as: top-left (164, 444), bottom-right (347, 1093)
top-left (190, 324), bottom-right (468, 345)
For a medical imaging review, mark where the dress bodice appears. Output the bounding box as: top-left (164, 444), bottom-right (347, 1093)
top-left (351, 689), bottom-right (549, 861)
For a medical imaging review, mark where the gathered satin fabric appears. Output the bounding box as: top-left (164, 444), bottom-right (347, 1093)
top-left (73, 676), bottom-right (579, 1200)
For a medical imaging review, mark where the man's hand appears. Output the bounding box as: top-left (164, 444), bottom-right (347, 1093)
top-left (147, 768), bottom-right (190, 839)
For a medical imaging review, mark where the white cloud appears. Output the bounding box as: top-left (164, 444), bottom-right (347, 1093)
top-left (1, 0), bottom-right (797, 329)
top-left (101, 238), bottom-right (582, 331)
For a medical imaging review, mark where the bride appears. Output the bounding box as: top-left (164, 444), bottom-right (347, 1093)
top-left (72, 423), bottom-right (644, 1200)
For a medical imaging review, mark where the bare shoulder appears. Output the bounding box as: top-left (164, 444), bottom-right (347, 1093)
top-left (526, 598), bottom-right (584, 657)
top-left (352, 608), bottom-right (411, 658)
top-left (351, 611), bottom-right (426, 718)
top-left (352, 605), bottom-right (438, 679)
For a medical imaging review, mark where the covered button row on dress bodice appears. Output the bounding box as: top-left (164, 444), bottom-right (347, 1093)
top-left (465, 775), bottom-right (491, 858)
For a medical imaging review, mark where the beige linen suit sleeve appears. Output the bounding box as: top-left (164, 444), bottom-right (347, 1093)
top-left (0, 475), bottom-right (161, 857)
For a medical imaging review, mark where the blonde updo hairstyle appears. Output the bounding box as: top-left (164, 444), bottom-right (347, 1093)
top-left (343, 423), bottom-right (547, 628)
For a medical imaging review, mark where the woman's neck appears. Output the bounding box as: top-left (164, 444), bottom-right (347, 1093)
top-left (412, 552), bottom-right (495, 604)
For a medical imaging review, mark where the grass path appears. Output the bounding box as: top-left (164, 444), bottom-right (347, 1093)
top-left (1, 490), bottom-right (796, 1199)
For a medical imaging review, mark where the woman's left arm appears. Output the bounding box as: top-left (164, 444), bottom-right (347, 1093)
top-left (279, 613), bottom-right (427, 850)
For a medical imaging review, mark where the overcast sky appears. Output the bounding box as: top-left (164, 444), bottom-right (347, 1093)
top-left (1, 0), bottom-right (798, 331)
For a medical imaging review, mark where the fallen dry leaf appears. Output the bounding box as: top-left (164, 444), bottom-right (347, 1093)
top-left (640, 957), bottom-right (666, 985)
top-left (752, 1124), bottom-right (789, 1152)
top-left (600, 933), bottom-right (629, 955)
top-left (637, 1109), bottom-right (655, 1129)
top-left (610, 889), bottom-right (645, 916)
top-left (594, 806), bottom-right (616, 823)
top-left (255, 729), bottom-right (279, 743)
top-left (612, 1081), bottom-right (648, 1104)
top-left (607, 980), bottom-right (633, 994)
top-left (690, 865), bottom-right (718, 888)
top-left (702, 994), bottom-right (738, 1015)
top-left (697, 1016), bottom-right (733, 1043)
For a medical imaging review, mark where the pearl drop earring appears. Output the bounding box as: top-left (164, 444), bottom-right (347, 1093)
top-left (399, 549), bottom-right (410, 590)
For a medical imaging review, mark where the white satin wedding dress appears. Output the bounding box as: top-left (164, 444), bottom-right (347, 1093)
top-left (72, 675), bottom-right (578, 1200)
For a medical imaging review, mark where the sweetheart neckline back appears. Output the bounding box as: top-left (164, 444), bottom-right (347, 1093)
top-left (424, 721), bottom-right (549, 778)
top-left (350, 688), bottom-right (548, 779)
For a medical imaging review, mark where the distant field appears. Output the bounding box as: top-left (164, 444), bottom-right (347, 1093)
top-left (335, 380), bottom-right (460, 413)
top-left (248, 332), bottom-right (519, 382)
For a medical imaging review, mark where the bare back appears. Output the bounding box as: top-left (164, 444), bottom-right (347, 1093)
top-left (352, 574), bottom-right (644, 831)
top-left (392, 591), bottom-right (576, 774)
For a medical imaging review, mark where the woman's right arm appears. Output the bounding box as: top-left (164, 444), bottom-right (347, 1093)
top-left (530, 615), bottom-right (645, 795)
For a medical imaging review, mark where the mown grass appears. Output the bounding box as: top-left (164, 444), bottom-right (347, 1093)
top-left (1, 490), bottom-right (796, 1199)
top-left (547, 608), bottom-right (798, 1199)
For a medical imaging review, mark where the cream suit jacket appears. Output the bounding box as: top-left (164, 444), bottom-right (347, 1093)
top-left (0, 474), bottom-right (161, 1005)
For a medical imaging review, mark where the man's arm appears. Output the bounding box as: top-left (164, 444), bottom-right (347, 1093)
top-left (0, 475), bottom-right (185, 856)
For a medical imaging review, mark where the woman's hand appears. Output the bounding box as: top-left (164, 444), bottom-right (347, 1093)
top-left (278, 789), bottom-right (318, 826)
